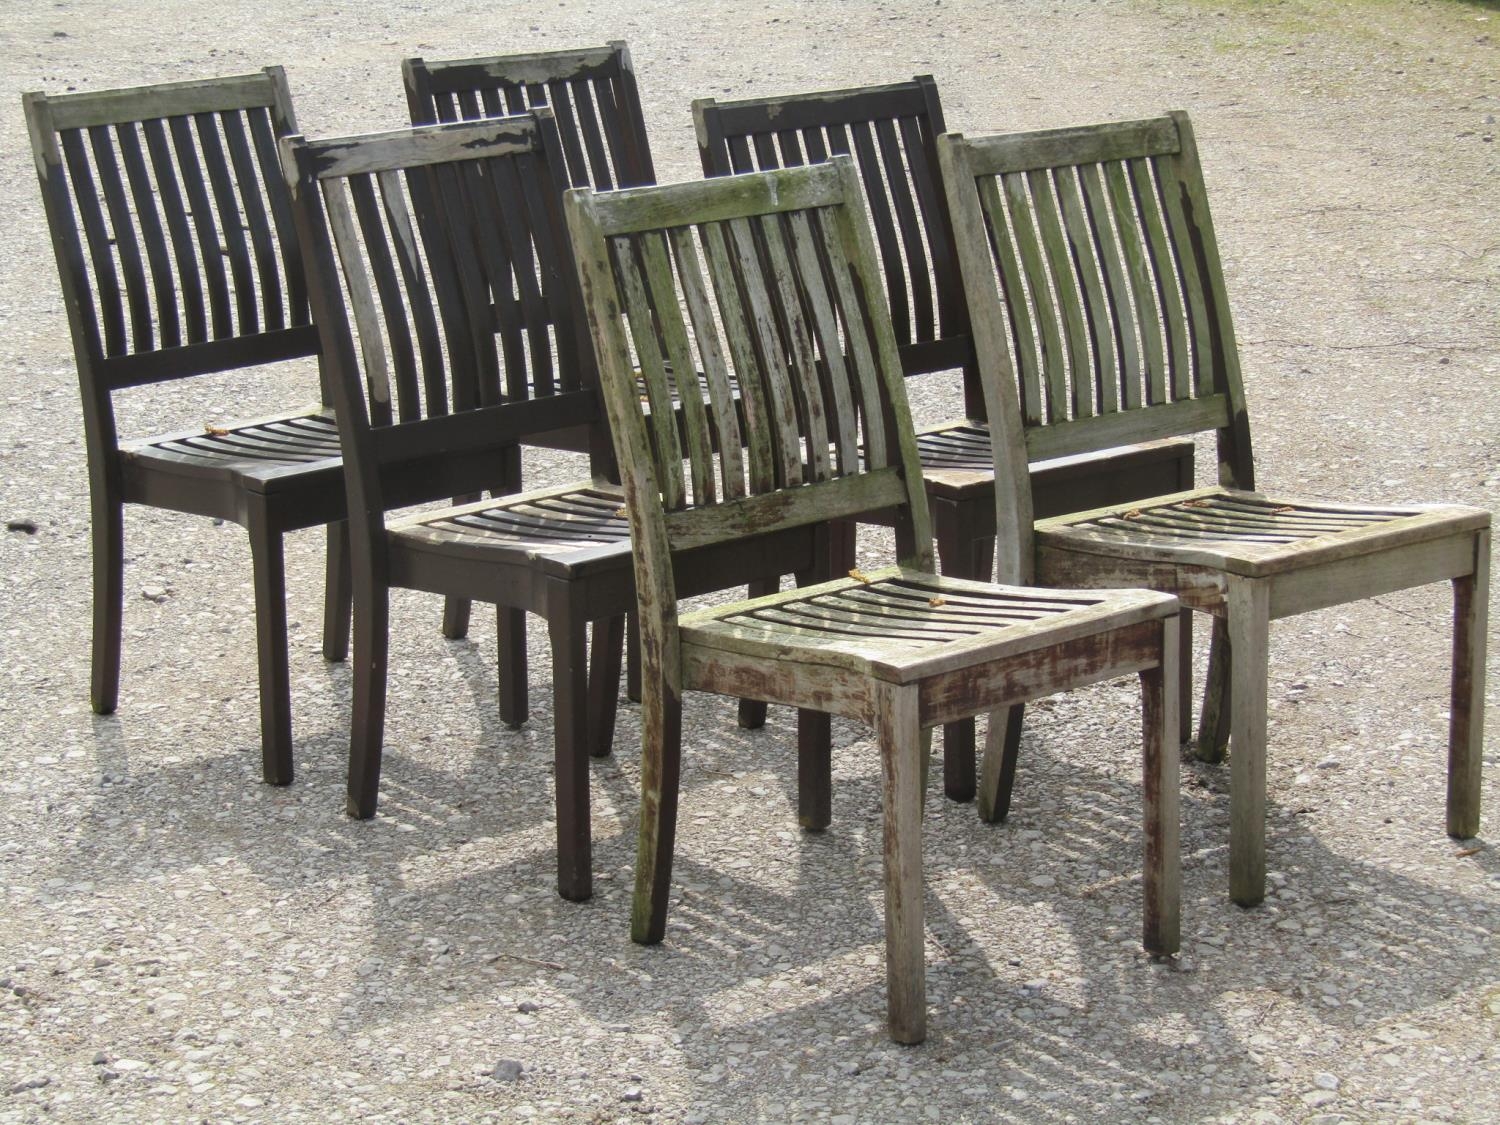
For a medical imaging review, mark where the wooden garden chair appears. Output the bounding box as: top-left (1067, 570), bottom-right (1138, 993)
top-left (564, 158), bottom-right (1183, 1043)
top-left (695, 78), bottom-right (1196, 800)
top-left (403, 41), bottom-right (657, 726)
top-left (938, 112), bottom-right (1490, 907)
top-left (283, 112), bottom-right (834, 899)
top-left (23, 69), bottom-right (352, 785)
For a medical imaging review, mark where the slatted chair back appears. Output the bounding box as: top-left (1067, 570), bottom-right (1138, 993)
top-left (403, 42), bottom-right (656, 192)
top-left (694, 78), bottom-right (976, 412)
top-left (283, 112), bottom-right (596, 533)
top-left (23, 69), bottom-right (319, 424)
top-left (565, 158), bottom-right (948, 672)
top-left (937, 111), bottom-right (1256, 575)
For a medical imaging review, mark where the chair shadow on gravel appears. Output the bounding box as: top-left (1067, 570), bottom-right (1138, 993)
top-left (52, 664), bottom-right (1494, 1118)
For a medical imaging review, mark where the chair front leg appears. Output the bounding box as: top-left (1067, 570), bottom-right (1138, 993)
top-left (631, 677), bottom-right (684, 945)
top-left (89, 483), bottom-right (125, 715)
top-left (1448, 527), bottom-right (1489, 839)
top-left (547, 596), bottom-right (592, 902)
top-left (322, 519), bottom-right (352, 662)
top-left (247, 508), bottom-right (294, 786)
top-left (876, 682), bottom-right (926, 1045)
top-left (934, 508), bottom-right (977, 802)
top-left (1141, 614), bottom-right (1181, 956)
top-left (1226, 578), bottom-right (1270, 907)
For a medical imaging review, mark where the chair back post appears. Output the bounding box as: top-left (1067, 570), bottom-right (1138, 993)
top-left (936, 113), bottom-right (1258, 562)
top-left (283, 110), bottom-right (601, 552)
top-left (564, 158), bottom-right (935, 690)
top-left (693, 77), bottom-right (978, 414)
top-left (1164, 110), bottom-right (1254, 491)
top-left (934, 131), bottom-right (1036, 585)
top-left (403, 42), bottom-right (656, 190)
top-left (22, 69), bottom-right (319, 460)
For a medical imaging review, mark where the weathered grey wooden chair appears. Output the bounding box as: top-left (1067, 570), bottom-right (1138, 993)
top-left (565, 159), bottom-right (1183, 1043)
top-left (23, 69), bottom-right (352, 785)
top-left (938, 112), bottom-right (1490, 907)
top-left (284, 112), bottom-right (835, 899)
top-left (695, 78), bottom-right (1196, 799)
top-left (403, 41), bottom-right (657, 722)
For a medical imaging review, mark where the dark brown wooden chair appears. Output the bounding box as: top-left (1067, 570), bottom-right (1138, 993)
top-left (402, 41), bottom-right (657, 719)
top-left (566, 159), bottom-right (1183, 1043)
top-left (694, 78), bottom-right (1196, 799)
top-left (939, 113), bottom-right (1490, 907)
top-left (284, 112), bottom-right (834, 900)
top-left (23, 69), bottom-right (351, 785)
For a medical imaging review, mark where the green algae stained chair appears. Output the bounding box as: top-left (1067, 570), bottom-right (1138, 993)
top-left (23, 69), bottom-right (352, 785)
top-left (937, 112), bottom-right (1490, 907)
top-left (694, 77), bottom-right (1198, 799)
top-left (564, 158), bottom-right (1183, 1043)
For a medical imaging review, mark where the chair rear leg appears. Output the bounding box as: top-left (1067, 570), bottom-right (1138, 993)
top-left (322, 519), bottom-right (351, 663)
top-left (497, 606), bottom-right (528, 728)
top-left (346, 581), bottom-right (390, 819)
top-left (876, 682), bottom-right (926, 1045)
top-left (1141, 614), bottom-right (1181, 956)
top-left (736, 576), bottom-right (778, 729)
top-left (976, 706), bottom-right (1025, 823)
top-left (631, 681), bottom-right (684, 944)
top-left (1448, 528), bottom-right (1489, 839)
top-left (587, 615), bottom-right (626, 759)
top-left (935, 517), bottom-right (986, 802)
top-left (247, 511), bottom-right (294, 786)
top-left (548, 602), bottom-right (592, 901)
top-left (1195, 616), bottom-right (1232, 763)
top-left (444, 444), bottom-right (522, 641)
top-left (90, 489), bottom-right (124, 715)
top-left (1226, 580), bottom-right (1270, 907)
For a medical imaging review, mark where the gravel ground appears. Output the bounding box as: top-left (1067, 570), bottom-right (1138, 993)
top-left (1, 1), bottom-right (1497, 1122)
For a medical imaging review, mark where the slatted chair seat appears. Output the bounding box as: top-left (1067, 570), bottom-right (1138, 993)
top-left (122, 408), bottom-right (340, 482)
top-left (566, 158), bottom-right (1183, 1044)
top-left (389, 485), bottom-right (629, 561)
top-left (24, 69), bottom-right (356, 786)
top-left (939, 113), bottom-right (1490, 909)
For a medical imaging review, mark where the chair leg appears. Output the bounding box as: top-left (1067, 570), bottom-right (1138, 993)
top-left (247, 511), bottom-right (294, 786)
top-left (1177, 609), bottom-right (1193, 742)
top-left (497, 606), bottom-right (528, 729)
top-left (1140, 614), bottom-right (1181, 956)
top-left (322, 519), bottom-right (352, 663)
top-left (346, 582), bottom-right (390, 819)
top-left (1448, 528), bottom-right (1489, 839)
top-left (1195, 616), bottom-right (1232, 763)
top-left (1226, 579), bottom-right (1270, 907)
top-left (737, 576), bottom-right (779, 729)
top-left (547, 599), bottom-right (592, 902)
top-left (631, 680), bottom-right (684, 944)
top-left (934, 513), bottom-right (978, 803)
top-left (440, 491), bottom-right (480, 641)
top-left (587, 615), bottom-right (626, 759)
top-left (976, 706), bottom-right (1025, 824)
top-left (626, 612), bottom-right (642, 704)
top-left (876, 682), bottom-right (926, 1045)
top-left (797, 709), bottom-right (832, 831)
top-left (89, 490), bottom-right (124, 715)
